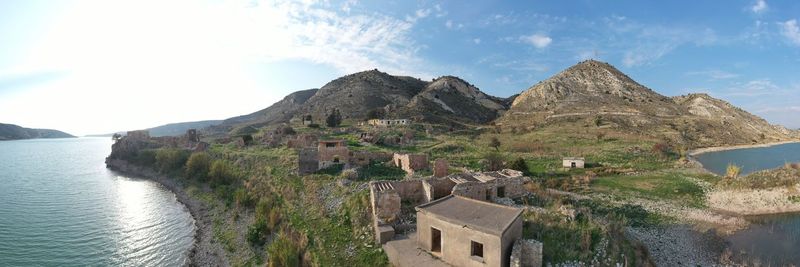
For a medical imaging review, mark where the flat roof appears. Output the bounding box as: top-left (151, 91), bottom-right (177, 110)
top-left (416, 195), bottom-right (523, 236)
top-left (563, 157), bottom-right (585, 160)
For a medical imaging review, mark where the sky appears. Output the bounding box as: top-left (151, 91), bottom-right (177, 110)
top-left (1, 0), bottom-right (799, 135)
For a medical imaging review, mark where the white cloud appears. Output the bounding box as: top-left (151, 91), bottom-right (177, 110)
top-left (779, 19), bottom-right (800, 45)
top-left (445, 20), bottom-right (462, 30)
top-left (406, 8), bottom-right (431, 23)
top-left (725, 79), bottom-right (781, 97)
top-left (620, 26), bottom-right (717, 67)
top-left (520, 34), bottom-right (552, 48)
top-left (341, 0), bottom-right (357, 13)
top-left (751, 0), bottom-right (768, 14)
top-left (434, 4), bottom-right (447, 17)
top-left (473, 38), bottom-right (481, 44)
top-left (686, 70), bottom-right (739, 80)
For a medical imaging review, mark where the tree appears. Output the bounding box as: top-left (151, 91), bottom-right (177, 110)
top-left (489, 137), bottom-right (501, 151)
top-left (506, 157), bottom-right (530, 175)
top-left (481, 152), bottom-right (505, 171)
top-left (326, 109), bottom-right (343, 127)
top-left (112, 133), bottom-right (122, 141)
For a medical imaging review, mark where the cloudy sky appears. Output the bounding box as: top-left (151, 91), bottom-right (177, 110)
top-left (1, 0), bottom-right (799, 135)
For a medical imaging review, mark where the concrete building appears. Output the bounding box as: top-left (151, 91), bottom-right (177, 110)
top-left (562, 157), bottom-right (585, 169)
top-left (368, 119), bottom-right (410, 126)
top-left (416, 195), bottom-right (524, 267)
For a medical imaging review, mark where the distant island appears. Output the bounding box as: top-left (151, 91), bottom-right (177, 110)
top-left (0, 123), bottom-right (75, 140)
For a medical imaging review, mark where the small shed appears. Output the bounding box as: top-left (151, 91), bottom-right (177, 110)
top-left (562, 157), bottom-right (585, 169)
top-left (416, 195), bottom-right (524, 267)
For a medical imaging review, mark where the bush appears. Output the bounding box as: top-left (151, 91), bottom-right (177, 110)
top-left (489, 137), bottom-right (501, 151)
top-left (209, 160), bottom-right (238, 185)
top-left (651, 143), bottom-right (677, 159)
top-left (481, 152), bottom-right (505, 171)
top-left (246, 218), bottom-right (270, 246)
top-left (155, 148), bottom-right (190, 174)
top-left (185, 152), bottom-right (211, 181)
top-left (340, 168), bottom-right (358, 180)
top-left (234, 189), bottom-right (254, 208)
top-left (307, 123), bottom-right (320, 129)
top-left (134, 149), bottom-right (157, 166)
top-left (266, 232), bottom-right (300, 267)
top-left (326, 109), bottom-right (342, 128)
top-left (506, 157), bottom-right (530, 175)
top-left (726, 164), bottom-right (741, 179)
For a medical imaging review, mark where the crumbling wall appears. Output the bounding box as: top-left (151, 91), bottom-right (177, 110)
top-left (393, 153), bottom-right (429, 175)
top-left (433, 158), bottom-right (449, 178)
top-left (510, 239), bottom-right (543, 267)
top-left (390, 180), bottom-right (424, 204)
top-left (298, 148), bottom-right (319, 175)
top-left (422, 177), bottom-right (456, 202)
top-left (452, 181), bottom-right (491, 201)
top-left (495, 177), bottom-right (529, 199)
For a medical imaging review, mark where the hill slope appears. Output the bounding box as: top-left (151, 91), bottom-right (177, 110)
top-left (147, 120), bottom-right (223, 137)
top-left (399, 76), bottom-right (509, 124)
top-left (0, 123), bottom-right (75, 140)
top-left (501, 60), bottom-right (799, 147)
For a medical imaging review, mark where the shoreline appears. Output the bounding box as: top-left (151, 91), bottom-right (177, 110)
top-left (105, 158), bottom-right (226, 267)
top-left (688, 140), bottom-right (800, 157)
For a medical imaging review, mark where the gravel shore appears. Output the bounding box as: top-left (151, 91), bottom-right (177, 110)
top-left (106, 159), bottom-right (227, 267)
top-left (688, 140), bottom-right (800, 156)
top-left (626, 225), bottom-right (725, 266)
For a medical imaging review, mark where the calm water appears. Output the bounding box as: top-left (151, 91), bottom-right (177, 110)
top-left (0, 138), bottom-right (194, 266)
top-left (694, 142), bottom-right (800, 176)
top-left (694, 142), bottom-right (800, 265)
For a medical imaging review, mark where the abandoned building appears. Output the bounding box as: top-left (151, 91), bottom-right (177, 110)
top-left (126, 130), bottom-right (150, 140)
top-left (393, 153), bottom-right (429, 175)
top-left (302, 115), bottom-right (314, 125)
top-left (298, 148), bottom-right (320, 175)
top-left (416, 195), bottom-right (524, 267)
top-left (317, 140), bottom-right (350, 169)
top-left (369, 169), bottom-right (530, 245)
top-left (562, 157), bottom-right (585, 169)
top-left (184, 129), bottom-right (199, 143)
top-left (350, 151), bottom-right (392, 167)
top-left (368, 119), bottom-right (409, 126)
top-left (287, 134), bottom-right (318, 149)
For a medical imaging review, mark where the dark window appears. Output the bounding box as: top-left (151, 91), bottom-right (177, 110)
top-left (471, 241), bottom-right (484, 258)
top-left (497, 186), bottom-right (505, 198)
top-left (326, 143), bottom-right (336, 148)
top-left (486, 189), bottom-right (491, 200)
top-left (431, 228), bottom-right (442, 253)
top-left (571, 162), bottom-right (576, 168)
top-left (333, 156), bottom-right (340, 163)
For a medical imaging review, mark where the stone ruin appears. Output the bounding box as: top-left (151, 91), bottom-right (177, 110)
top-left (433, 158), bottom-right (449, 178)
top-left (368, 169), bottom-right (530, 245)
top-left (287, 134), bottom-right (318, 149)
top-left (392, 153), bottom-right (429, 175)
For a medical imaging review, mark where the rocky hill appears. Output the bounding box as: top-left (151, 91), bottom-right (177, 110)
top-left (146, 120), bottom-right (223, 137)
top-left (398, 76), bottom-right (509, 124)
top-left (298, 69), bottom-right (428, 122)
top-left (0, 123), bottom-right (75, 140)
top-left (208, 89), bottom-right (318, 133)
top-left (500, 60), bottom-right (799, 147)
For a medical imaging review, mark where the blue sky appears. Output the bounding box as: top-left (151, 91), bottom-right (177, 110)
top-left (1, 0), bottom-right (799, 135)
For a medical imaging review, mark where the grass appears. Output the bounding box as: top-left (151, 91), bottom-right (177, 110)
top-left (591, 172), bottom-right (710, 208)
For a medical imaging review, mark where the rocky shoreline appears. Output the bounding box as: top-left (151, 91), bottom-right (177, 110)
top-left (105, 159), bottom-right (227, 267)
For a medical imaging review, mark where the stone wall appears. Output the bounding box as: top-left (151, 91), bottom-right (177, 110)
top-left (452, 181), bottom-right (491, 201)
top-left (433, 158), bottom-right (449, 178)
top-left (510, 239), bottom-right (543, 267)
top-left (422, 177), bottom-right (456, 203)
top-left (393, 153), bottom-right (429, 175)
top-left (298, 148), bottom-right (319, 175)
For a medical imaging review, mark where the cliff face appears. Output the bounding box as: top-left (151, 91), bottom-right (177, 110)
top-left (0, 123), bottom-right (75, 140)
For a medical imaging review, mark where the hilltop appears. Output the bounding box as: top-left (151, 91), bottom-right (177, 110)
top-left (0, 123), bottom-right (75, 140)
top-left (499, 60), bottom-right (799, 147)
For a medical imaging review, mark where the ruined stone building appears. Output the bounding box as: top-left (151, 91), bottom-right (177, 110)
top-left (433, 159), bottom-right (449, 178)
top-left (369, 169), bottom-right (530, 245)
top-left (298, 148), bottom-right (320, 175)
top-left (318, 140), bottom-right (349, 169)
top-left (562, 157), bottom-right (585, 169)
top-left (126, 130), bottom-right (150, 140)
top-left (393, 153), bottom-right (429, 175)
top-left (416, 195), bottom-right (523, 267)
top-left (287, 134), bottom-right (318, 149)
top-left (368, 119), bottom-right (409, 126)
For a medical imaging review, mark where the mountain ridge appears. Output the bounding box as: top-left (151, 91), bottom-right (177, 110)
top-left (0, 123), bottom-right (75, 140)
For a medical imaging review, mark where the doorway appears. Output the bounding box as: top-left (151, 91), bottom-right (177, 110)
top-left (431, 227), bottom-right (442, 253)
top-left (571, 162), bottom-right (576, 168)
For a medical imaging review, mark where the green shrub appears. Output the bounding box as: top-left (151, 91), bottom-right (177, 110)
top-left (481, 152), bottom-right (505, 171)
top-left (209, 160), bottom-right (238, 185)
top-left (134, 149), bottom-right (157, 166)
top-left (155, 148), bottom-right (190, 174)
top-left (234, 189), bottom-right (254, 208)
top-left (185, 152), bottom-right (211, 181)
top-left (726, 164), bottom-right (741, 179)
top-left (266, 232), bottom-right (300, 267)
top-left (506, 157), bottom-right (530, 175)
top-left (247, 218), bottom-right (270, 246)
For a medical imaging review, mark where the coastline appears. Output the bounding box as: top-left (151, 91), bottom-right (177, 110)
top-left (105, 159), bottom-right (227, 267)
top-left (688, 140), bottom-right (800, 157)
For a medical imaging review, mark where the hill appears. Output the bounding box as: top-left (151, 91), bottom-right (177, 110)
top-left (208, 89), bottom-right (318, 134)
top-left (146, 120), bottom-right (223, 137)
top-left (500, 60), bottom-right (799, 147)
top-left (398, 76), bottom-right (509, 124)
top-left (0, 123), bottom-right (75, 140)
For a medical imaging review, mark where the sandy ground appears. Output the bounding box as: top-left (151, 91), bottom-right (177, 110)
top-left (106, 159), bottom-right (228, 267)
top-left (708, 185), bottom-right (800, 216)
